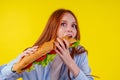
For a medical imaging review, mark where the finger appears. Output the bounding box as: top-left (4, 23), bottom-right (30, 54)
top-left (32, 48), bottom-right (38, 52)
top-left (54, 42), bottom-right (64, 54)
top-left (24, 50), bottom-right (34, 55)
top-left (32, 46), bottom-right (39, 49)
top-left (57, 38), bottom-right (66, 50)
top-left (23, 53), bottom-right (29, 56)
top-left (27, 50), bottom-right (34, 54)
top-left (30, 48), bottom-right (38, 52)
top-left (63, 39), bottom-right (70, 49)
top-left (54, 48), bottom-right (63, 58)
top-left (27, 48), bottom-right (37, 53)
top-left (20, 51), bottom-right (29, 59)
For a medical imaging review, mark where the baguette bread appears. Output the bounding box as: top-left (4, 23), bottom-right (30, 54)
top-left (13, 36), bottom-right (77, 73)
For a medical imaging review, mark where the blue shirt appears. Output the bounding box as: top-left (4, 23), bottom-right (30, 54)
top-left (0, 47), bottom-right (94, 80)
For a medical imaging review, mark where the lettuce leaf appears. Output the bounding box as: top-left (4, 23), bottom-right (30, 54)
top-left (26, 40), bottom-right (80, 72)
top-left (70, 40), bottom-right (80, 48)
top-left (34, 54), bottom-right (56, 67)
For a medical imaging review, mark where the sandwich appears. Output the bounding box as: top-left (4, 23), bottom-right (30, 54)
top-left (12, 36), bottom-right (80, 73)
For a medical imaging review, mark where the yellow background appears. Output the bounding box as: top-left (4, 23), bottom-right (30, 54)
top-left (0, 0), bottom-right (120, 80)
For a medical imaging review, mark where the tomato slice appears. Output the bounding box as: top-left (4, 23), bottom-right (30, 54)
top-left (35, 55), bottom-right (46, 62)
top-left (49, 50), bottom-right (56, 54)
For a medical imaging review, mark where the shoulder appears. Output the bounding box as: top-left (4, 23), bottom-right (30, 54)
top-left (74, 45), bottom-right (88, 65)
top-left (75, 45), bottom-right (88, 55)
top-left (74, 52), bottom-right (88, 67)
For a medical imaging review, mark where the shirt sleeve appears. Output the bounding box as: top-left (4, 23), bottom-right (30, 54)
top-left (0, 55), bottom-right (22, 80)
top-left (73, 52), bottom-right (94, 80)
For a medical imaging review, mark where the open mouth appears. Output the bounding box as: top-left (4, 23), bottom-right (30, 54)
top-left (65, 34), bottom-right (73, 38)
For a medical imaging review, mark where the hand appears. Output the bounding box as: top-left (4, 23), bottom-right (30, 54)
top-left (12, 46), bottom-right (38, 73)
top-left (54, 38), bottom-right (73, 67)
top-left (20, 46), bottom-right (38, 60)
top-left (54, 38), bottom-right (80, 77)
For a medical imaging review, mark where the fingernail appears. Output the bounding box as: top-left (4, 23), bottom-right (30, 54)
top-left (57, 38), bottom-right (59, 40)
top-left (54, 42), bottom-right (56, 45)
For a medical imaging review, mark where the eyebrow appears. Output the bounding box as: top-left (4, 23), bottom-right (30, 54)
top-left (61, 20), bottom-right (67, 22)
top-left (61, 20), bottom-right (77, 24)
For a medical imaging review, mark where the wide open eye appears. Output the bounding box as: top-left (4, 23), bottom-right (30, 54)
top-left (61, 22), bottom-right (67, 27)
top-left (72, 24), bottom-right (77, 29)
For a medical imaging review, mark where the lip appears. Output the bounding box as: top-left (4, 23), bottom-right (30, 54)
top-left (64, 34), bottom-right (73, 38)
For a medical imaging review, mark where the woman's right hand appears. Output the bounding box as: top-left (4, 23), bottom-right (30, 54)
top-left (12, 46), bottom-right (38, 73)
top-left (20, 46), bottom-right (38, 61)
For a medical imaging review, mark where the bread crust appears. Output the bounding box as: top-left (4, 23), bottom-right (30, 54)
top-left (13, 36), bottom-right (76, 73)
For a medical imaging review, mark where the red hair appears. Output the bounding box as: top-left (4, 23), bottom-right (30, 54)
top-left (33, 9), bottom-right (87, 80)
top-left (33, 9), bottom-right (80, 46)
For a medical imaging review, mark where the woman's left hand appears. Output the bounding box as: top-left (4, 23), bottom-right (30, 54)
top-left (54, 37), bottom-right (80, 77)
top-left (54, 38), bottom-right (73, 67)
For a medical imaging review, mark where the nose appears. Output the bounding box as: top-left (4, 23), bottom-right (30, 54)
top-left (66, 26), bottom-right (73, 32)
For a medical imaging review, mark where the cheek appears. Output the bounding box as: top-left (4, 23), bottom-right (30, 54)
top-left (73, 29), bottom-right (77, 37)
top-left (57, 28), bottom-right (64, 38)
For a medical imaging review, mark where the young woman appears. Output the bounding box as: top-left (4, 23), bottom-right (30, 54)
top-left (0, 9), bottom-right (94, 80)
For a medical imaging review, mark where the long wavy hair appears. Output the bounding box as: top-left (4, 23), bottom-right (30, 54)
top-left (33, 9), bottom-right (87, 80)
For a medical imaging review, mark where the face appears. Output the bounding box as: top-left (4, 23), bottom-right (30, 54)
top-left (57, 13), bottom-right (77, 38)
